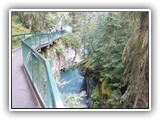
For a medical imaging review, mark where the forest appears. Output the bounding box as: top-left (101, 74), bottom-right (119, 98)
top-left (12, 11), bottom-right (149, 108)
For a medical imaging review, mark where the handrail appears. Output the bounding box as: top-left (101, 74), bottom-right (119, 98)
top-left (12, 32), bottom-right (50, 37)
top-left (12, 32), bottom-right (49, 49)
top-left (12, 32), bottom-right (33, 37)
top-left (12, 33), bottom-right (34, 49)
top-left (15, 30), bottom-right (65, 108)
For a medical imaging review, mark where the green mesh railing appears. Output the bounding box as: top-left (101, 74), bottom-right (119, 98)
top-left (12, 33), bottom-right (34, 49)
top-left (13, 31), bottom-right (65, 108)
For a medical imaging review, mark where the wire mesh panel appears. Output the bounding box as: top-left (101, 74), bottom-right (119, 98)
top-left (21, 31), bottom-right (65, 108)
top-left (22, 40), bottom-right (33, 82)
top-left (31, 53), bottom-right (49, 106)
top-left (40, 34), bottom-right (48, 45)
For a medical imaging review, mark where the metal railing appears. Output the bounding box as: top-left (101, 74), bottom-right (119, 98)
top-left (12, 31), bottom-right (65, 108)
top-left (12, 33), bottom-right (34, 49)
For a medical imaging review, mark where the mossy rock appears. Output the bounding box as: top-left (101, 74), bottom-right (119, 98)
top-left (83, 57), bottom-right (94, 69)
top-left (101, 80), bottom-right (112, 98)
top-left (99, 78), bottom-right (105, 83)
top-left (101, 80), bottom-right (107, 94)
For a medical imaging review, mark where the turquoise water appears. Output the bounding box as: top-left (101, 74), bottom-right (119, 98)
top-left (58, 68), bottom-right (87, 108)
top-left (59, 69), bottom-right (86, 94)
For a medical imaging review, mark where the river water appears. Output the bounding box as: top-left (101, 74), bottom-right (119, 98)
top-left (58, 68), bottom-right (87, 108)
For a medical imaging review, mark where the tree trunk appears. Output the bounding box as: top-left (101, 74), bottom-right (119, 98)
top-left (121, 12), bottom-right (149, 108)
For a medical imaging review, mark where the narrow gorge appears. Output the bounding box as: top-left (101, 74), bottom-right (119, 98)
top-left (39, 37), bottom-right (88, 108)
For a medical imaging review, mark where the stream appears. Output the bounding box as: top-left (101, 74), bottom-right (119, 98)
top-left (58, 68), bottom-right (88, 108)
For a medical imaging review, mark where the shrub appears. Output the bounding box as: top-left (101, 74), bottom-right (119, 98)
top-left (55, 43), bottom-right (64, 54)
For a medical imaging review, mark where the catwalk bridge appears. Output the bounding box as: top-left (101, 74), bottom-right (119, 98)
top-left (12, 30), bottom-right (65, 108)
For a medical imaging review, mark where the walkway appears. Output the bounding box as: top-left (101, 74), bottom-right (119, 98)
top-left (12, 48), bottom-right (41, 108)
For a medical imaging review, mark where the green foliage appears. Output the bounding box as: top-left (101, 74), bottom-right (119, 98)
top-left (80, 12), bottom-right (134, 108)
top-left (99, 78), bottom-right (105, 83)
top-left (12, 35), bottom-right (23, 49)
top-left (55, 42), bottom-right (64, 54)
top-left (93, 101), bottom-right (100, 108)
top-left (12, 22), bottom-right (29, 48)
top-left (101, 81), bottom-right (112, 97)
top-left (83, 57), bottom-right (95, 70)
top-left (106, 90), bottom-right (122, 108)
top-left (45, 12), bottom-right (57, 28)
top-left (12, 15), bottom-right (20, 24)
top-left (91, 84), bottom-right (101, 108)
top-left (62, 33), bottom-right (81, 48)
top-left (12, 23), bottom-right (29, 35)
top-left (12, 11), bottom-right (58, 34)
top-left (91, 84), bottom-right (100, 101)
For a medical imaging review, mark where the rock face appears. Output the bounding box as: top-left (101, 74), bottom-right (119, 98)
top-left (53, 47), bottom-right (81, 81)
top-left (40, 40), bottom-right (82, 82)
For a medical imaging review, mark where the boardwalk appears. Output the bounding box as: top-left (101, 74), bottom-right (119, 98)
top-left (12, 48), bottom-right (41, 108)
